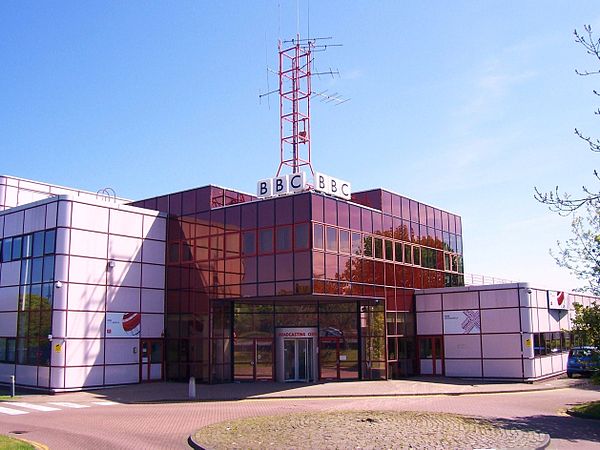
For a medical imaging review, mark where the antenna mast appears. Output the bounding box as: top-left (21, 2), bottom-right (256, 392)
top-left (278, 34), bottom-right (313, 176)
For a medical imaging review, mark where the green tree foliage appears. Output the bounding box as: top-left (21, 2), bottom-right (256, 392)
top-left (535, 25), bottom-right (600, 213)
top-left (571, 302), bottom-right (600, 349)
top-left (552, 200), bottom-right (600, 295)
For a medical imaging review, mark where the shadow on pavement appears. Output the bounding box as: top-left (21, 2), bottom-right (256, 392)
top-left (489, 411), bottom-right (600, 444)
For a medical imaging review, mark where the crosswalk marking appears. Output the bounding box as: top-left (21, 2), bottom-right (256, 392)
top-left (4, 402), bottom-right (60, 412)
top-left (0, 406), bottom-right (29, 415)
top-left (92, 401), bottom-right (117, 406)
top-left (47, 402), bottom-right (90, 409)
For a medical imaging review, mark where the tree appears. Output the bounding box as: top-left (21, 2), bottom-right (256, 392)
top-left (571, 302), bottom-right (600, 349)
top-left (535, 25), bottom-right (600, 213)
top-left (552, 200), bottom-right (600, 295)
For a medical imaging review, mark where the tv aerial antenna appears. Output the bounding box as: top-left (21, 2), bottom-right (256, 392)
top-left (259, 34), bottom-right (349, 177)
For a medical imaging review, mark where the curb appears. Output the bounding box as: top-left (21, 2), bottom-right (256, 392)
top-left (187, 434), bottom-right (207, 450)
top-left (133, 381), bottom-right (586, 404)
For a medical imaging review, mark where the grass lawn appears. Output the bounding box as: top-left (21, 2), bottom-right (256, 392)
top-left (570, 400), bottom-right (600, 420)
top-left (0, 435), bottom-right (34, 449)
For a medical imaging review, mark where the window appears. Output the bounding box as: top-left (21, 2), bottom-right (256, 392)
top-left (32, 231), bottom-right (45, 257)
top-left (44, 230), bottom-right (56, 254)
top-left (363, 236), bottom-right (373, 257)
top-left (404, 244), bottom-right (412, 264)
top-left (339, 230), bottom-right (351, 254)
top-left (326, 227), bottom-right (338, 252)
top-left (394, 242), bottom-right (403, 263)
top-left (242, 231), bottom-right (256, 256)
top-left (294, 223), bottom-right (310, 250)
top-left (1, 238), bottom-right (11, 262)
top-left (0, 338), bottom-right (16, 363)
top-left (374, 238), bottom-right (383, 259)
top-left (11, 237), bottom-right (22, 260)
top-left (276, 226), bottom-right (292, 252)
top-left (258, 229), bottom-right (273, 254)
top-left (384, 240), bottom-right (393, 261)
top-left (351, 232), bottom-right (362, 255)
top-left (313, 224), bottom-right (324, 250)
top-left (413, 247), bottom-right (421, 266)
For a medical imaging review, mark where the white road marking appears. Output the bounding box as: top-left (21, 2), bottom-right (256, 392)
top-left (4, 402), bottom-right (60, 412)
top-left (47, 402), bottom-right (90, 409)
top-left (92, 401), bottom-right (118, 406)
top-left (0, 406), bottom-right (29, 415)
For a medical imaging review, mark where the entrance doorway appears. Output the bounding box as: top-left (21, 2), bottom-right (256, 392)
top-left (140, 339), bottom-right (163, 382)
top-left (275, 327), bottom-right (317, 382)
top-left (283, 338), bottom-right (314, 382)
top-left (319, 337), bottom-right (340, 380)
top-left (418, 336), bottom-right (443, 375)
top-left (233, 338), bottom-right (274, 381)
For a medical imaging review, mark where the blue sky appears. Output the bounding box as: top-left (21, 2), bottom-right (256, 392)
top-left (1, 1), bottom-right (599, 291)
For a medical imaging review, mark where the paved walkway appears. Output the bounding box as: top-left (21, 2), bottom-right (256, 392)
top-left (5, 376), bottom-right (588, 404)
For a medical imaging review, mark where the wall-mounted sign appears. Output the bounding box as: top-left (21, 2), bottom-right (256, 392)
top-left (54, 344), bottom-right (62, 353)
top-left (256, 171), bottom-right (351, 201)
top-left (106, 312), bottom-right (141, 338)
top-left (443, 310), bottom-right (481, 334)
top-left (548, 291), bottom-right (568, 311)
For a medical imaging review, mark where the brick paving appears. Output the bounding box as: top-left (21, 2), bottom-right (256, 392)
top-left (192, 410), bottom-right (550, 450)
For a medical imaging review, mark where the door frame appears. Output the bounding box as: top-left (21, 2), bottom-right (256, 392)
top-left (417, 335), bottom-right (444, 376)
top-left (283, 337), bottom-right (314, 382)
top-left (139, 338), bottom-right (164, 382)
top-left (233, 338), bottom-right (274, 382)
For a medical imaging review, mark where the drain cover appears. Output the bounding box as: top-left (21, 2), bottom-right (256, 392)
top-left (9, 431), bottom-right (29, 435)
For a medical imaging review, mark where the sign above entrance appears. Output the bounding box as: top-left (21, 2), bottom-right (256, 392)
top-left (256, 171), bottom-right (351, 201)
top-left (548, 291), bottom-right (568, 310)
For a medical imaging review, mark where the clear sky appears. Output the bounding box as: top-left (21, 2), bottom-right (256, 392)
top-left (1, 1), bottom-right (599, 291)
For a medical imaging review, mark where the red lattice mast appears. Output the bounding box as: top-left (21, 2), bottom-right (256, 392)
top-left (277, 35), bottom-right (313, 176)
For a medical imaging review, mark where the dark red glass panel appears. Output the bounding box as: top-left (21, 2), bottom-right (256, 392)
top-left (240, 203), bottom-right (257, 230)
top-left (258, 200), bottom-right (275, 228)
top-left (294, 251), bottom-right (311, 279)
top-left (275, 253), bottom-right (294, 281)
top-left (275, 196), bottom-right (293, 225)
top-left (313, 251), bottom-right (325, 279)
top-left (311, 194), bottom-right (324, 223)
top-left (257, 255), bottom-right (275, 282)
top-left (349, 204), bottom-right (361, 230)
top-left (337, 202), bottom-right (350, 229)
top-left (293, 193), bottom-right (311, 222)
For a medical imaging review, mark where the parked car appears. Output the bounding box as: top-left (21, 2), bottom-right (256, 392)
top-left (566, 346), bottom-right (600, 378)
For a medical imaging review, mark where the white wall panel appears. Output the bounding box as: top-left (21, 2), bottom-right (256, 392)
top-left (3, 211), bottom-right (23, 237)
top-left (66, 311), bottom-right (104, 338)
top-left (143, 216), bottom-right (166, 241)
top-left (444, 335), bottom-right (481, 358)
top-left (108, 261), bottom-right (141, 287)
top-left (482, 334), bottom-right (522, 358)
top-left (66, 339), bottom-right (104, 366)
top-left (141, 264), bottom-right (165, 290)
top-left (51, 339), bottom-right (66, 367)
top-left (70, 229), bottom-right (108, 259)
top-left (444, 359), bottom-right (482, 377)
top-left (67, 283), bottom-right (105, 311)
top-left (55, 228), bottom-right (70, 255)
top-left (71, 202), bottom-right (109, 233)
top-left (416, 312), bottom-right (442, 335)
top-left (68, 256), bottom-right (106, 285)
top-left (483, 359), bottom-right (523, 378)
top-left (540, 356), bottom-right (554, 375)
top-left (0, 364), bottom-right (15, 379)
top-left (141, 313), bottom-right (164, 338)
top-left (108, 235), bottom-right (142, 262)
top-left (0, 261), bottom-right (20, 287)
top-left (520, 308), bottom-right (533, 333)
top-left (23, 205), bottom-right (46, 233)
top-left (57, 201), bottom-right (72, 228)
top-left (142, 240), bottom-right (165, 264)
top-left (46, 201), bottom-right (58, 228)
top-left (0, 312), bottom-right (17, 335)
top-left (110, 209), bottom-right (143, 237)
top-left (4, 186), bottom-right (18, 208)
top-left (15, 365), bottom-right (37, 386)
top-left (50, 367), bottom-right (65, 389)
top-left (37, 366), bottom-right (50, 388)
top-left (52, 310), bottom-right (67, 338)
top-left (105, 339), bottom-right (139, 364)
top-left (443, 291), bottom-right (478, 310)
top-left (141, 289), bottom-right (164, 313)
top-left (481, 308), bottom-right (521, 333)
top-left (65, 366), bottom-right (104, 388)
top-left (415, 294), bottom-right (441, 312)
top-left (107, 286), bottom-right (140, 311)
top-left (0, 286), bottom-right (19, 311)
top-left (480, 289), bottom-right (519, 309)
top-left (104, 364), bottom-right (139, 385)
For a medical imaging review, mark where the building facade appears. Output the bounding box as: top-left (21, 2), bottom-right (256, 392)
top-left (0, 175), bottom-right (596, 391)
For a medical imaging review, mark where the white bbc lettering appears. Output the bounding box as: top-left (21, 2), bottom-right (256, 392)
top-left (257, 178), bottom-right (273, 198)
top-left (314, 172), bottom-right (351, 200)
top-left (257, 172), bottom-right (307, 198)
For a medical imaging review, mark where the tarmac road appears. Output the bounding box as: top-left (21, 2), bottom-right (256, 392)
top-left (0, 381), bottom-right (598, 449)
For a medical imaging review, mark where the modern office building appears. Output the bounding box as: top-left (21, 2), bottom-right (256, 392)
top-left (0, 174), bottom-right (596, 391)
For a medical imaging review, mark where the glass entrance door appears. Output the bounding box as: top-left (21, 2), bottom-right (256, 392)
top-left (140, 339), bottom-right (163, 382)
top-left (283, 338), bottom-right (313, 382)
top-left (418, 336), bottom-right (443, 376)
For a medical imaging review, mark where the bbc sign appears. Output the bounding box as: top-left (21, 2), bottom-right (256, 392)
top-left (256, 172), bottom-right (351, 201)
